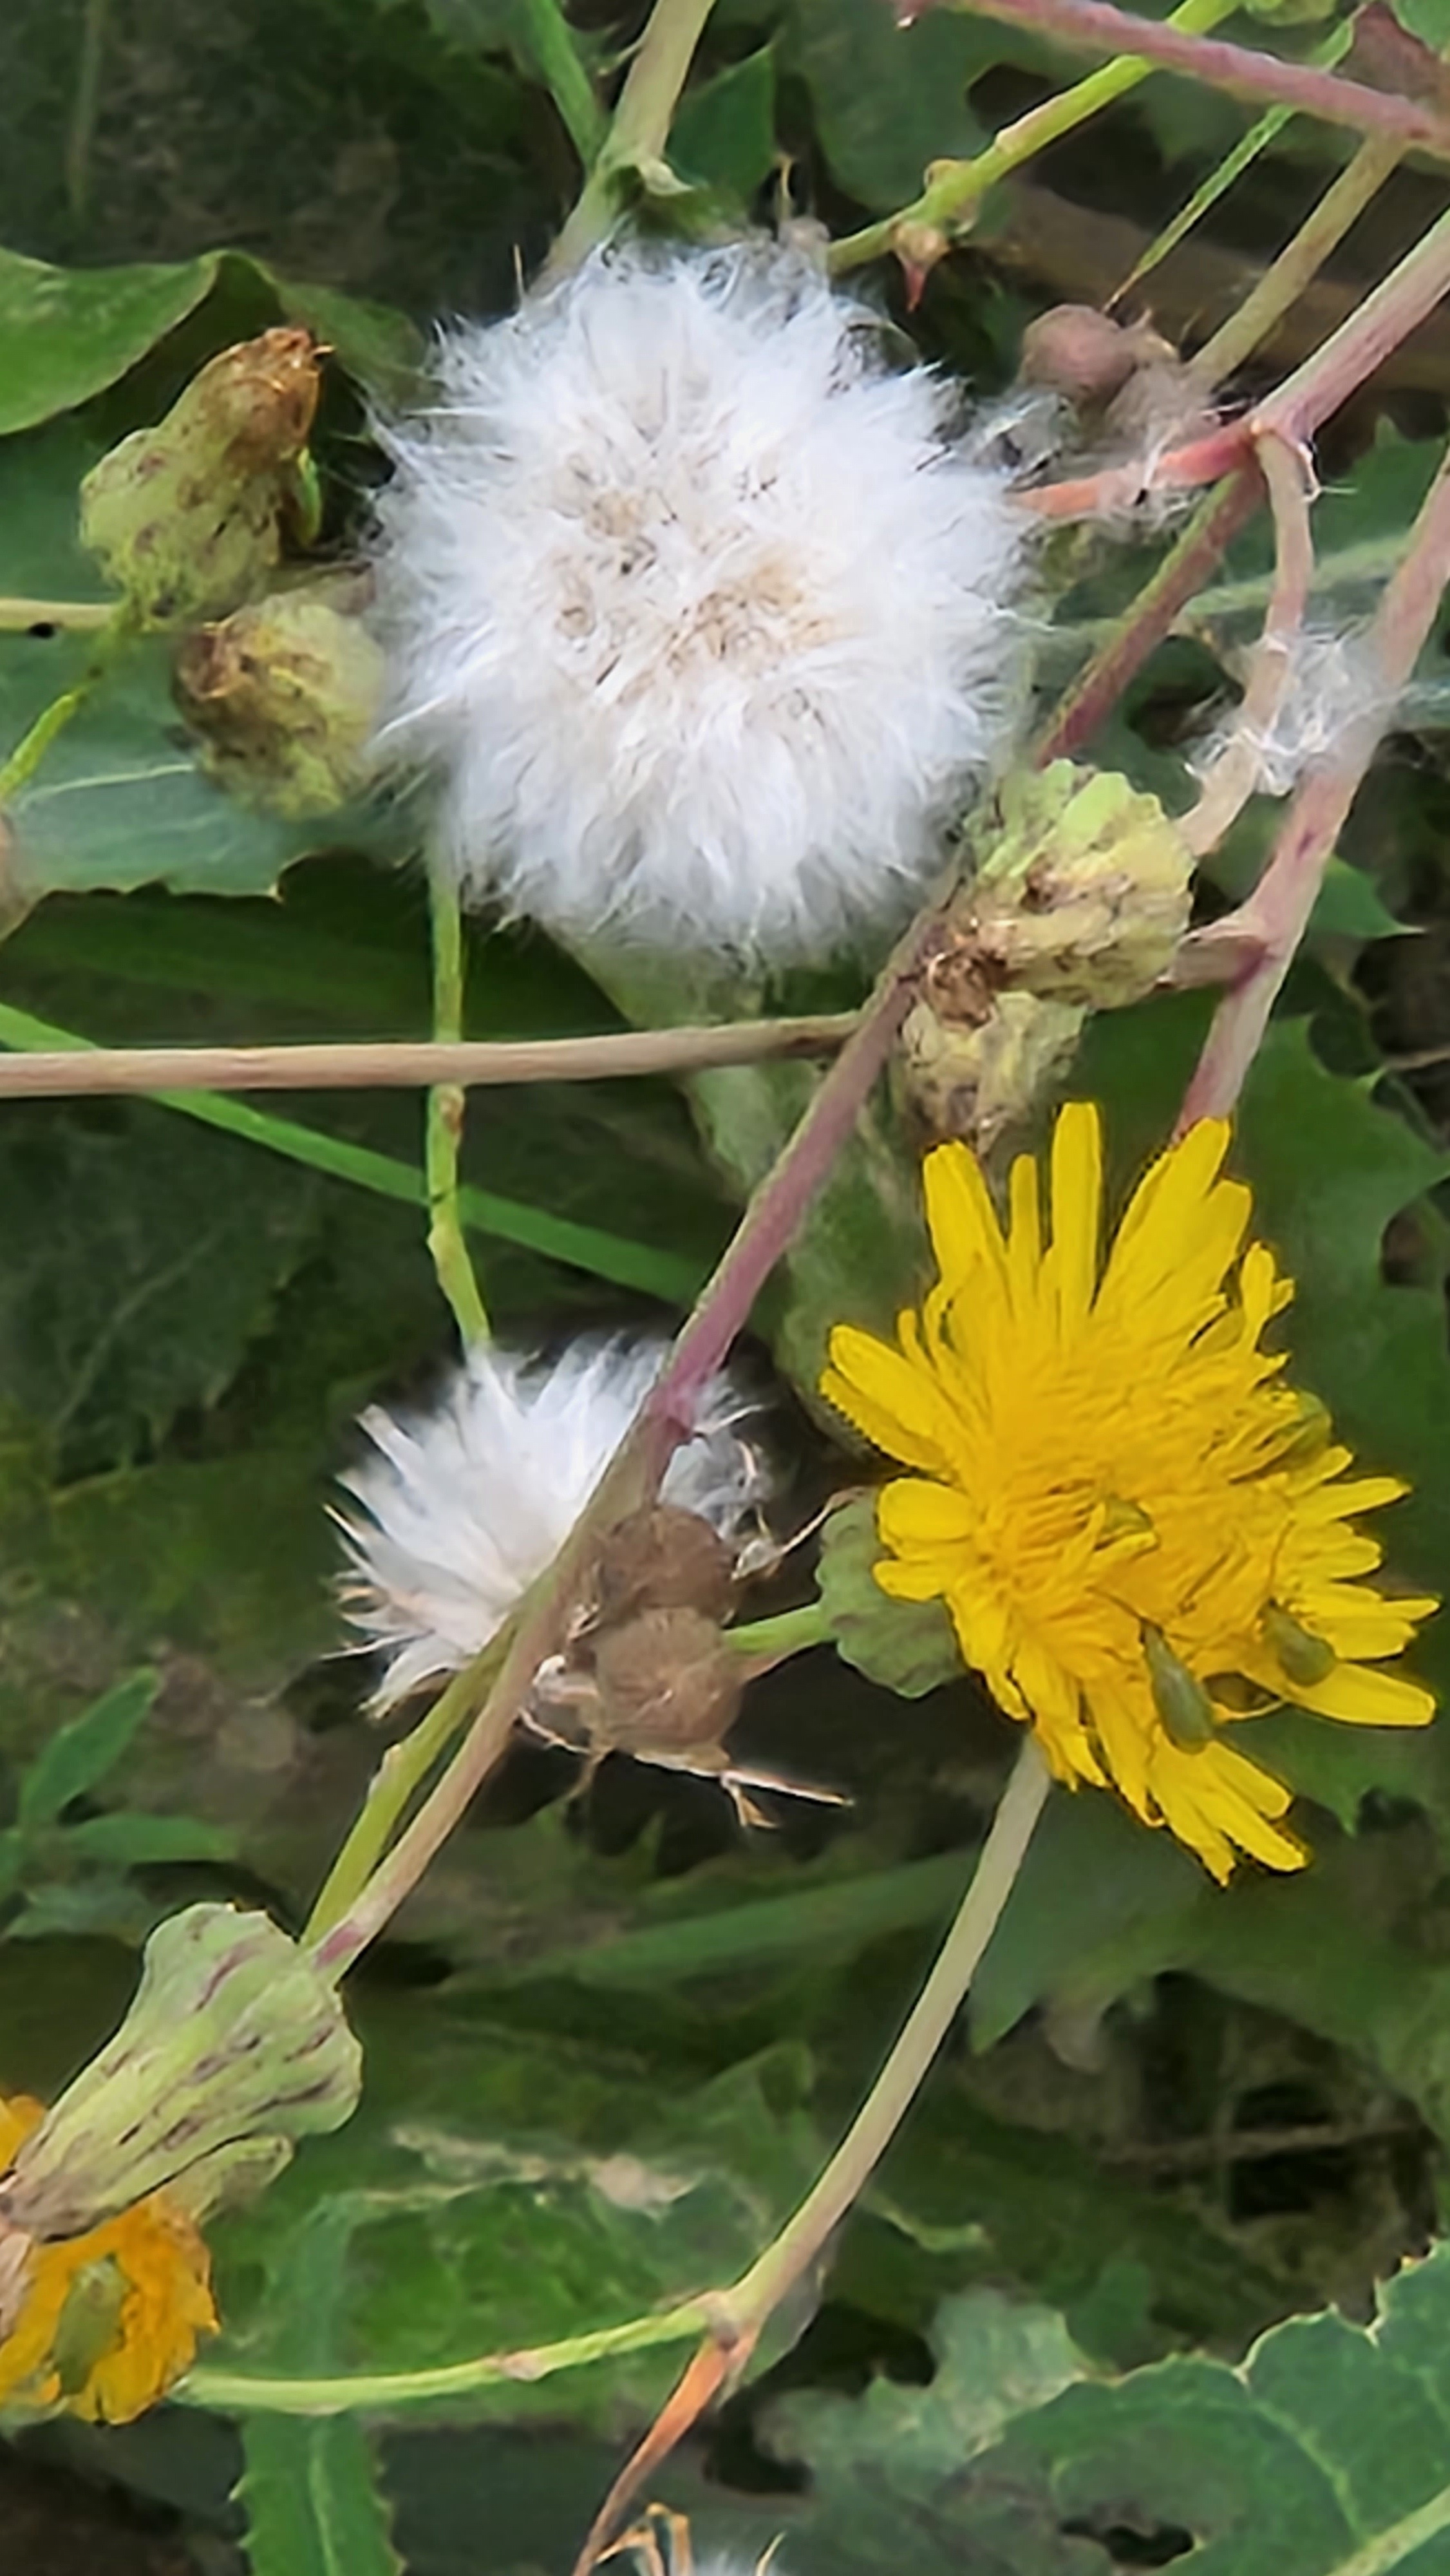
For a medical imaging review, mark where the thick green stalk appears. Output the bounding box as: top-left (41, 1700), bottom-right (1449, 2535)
top-left (546, 0), bottom-right (719, 276)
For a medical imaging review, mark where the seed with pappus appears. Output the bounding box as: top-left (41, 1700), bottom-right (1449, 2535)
top-left (336, 1336), bottom-right (772, 1713)
top-left (371, 243), bottom-right (1028, 963)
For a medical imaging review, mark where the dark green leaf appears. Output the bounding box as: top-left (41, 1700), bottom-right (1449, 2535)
top-left (0, 1096), bottom-right (322, 1473)
top-left (786, 0), bottom-right (1000, 209)
top-left (17, 1669), bottom-right (158, 1828)
top-left (672, 50), bottom-right (778, 199)
top-left (818, 1494), bottom-right (962, 1698)
top-left (0, 247), bottom-right (220, 435)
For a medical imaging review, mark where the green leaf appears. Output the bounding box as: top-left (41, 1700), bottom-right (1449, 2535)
top-left (769, 2286), bottom-right (1093, 2576)
top-left (16, 1670), bottom-right (158, 1828)
top-left (238, 2418), bottom-right (403, 2576)
top-left (198, 2000), bottom-right (821, 2421)
top-left (786, 0), bottom-right (1001, 209)
top-left (818, 1495), bottom-right (962, 1699)
top-left (59, 1810), bottom-right (236, 1864)
top-left (775, 2250), bottom-right (1450, 2576)
top-left (672, 50), bottom-right (778, 200)
top-left (0, 1093), bottom-right (323, 1474)
top-left (0, 247), bottom-right (221, 435)
top-left (1388, 0), bottom-right (1450, 51)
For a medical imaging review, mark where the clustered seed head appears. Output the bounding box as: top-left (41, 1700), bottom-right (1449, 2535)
top-left (371, 242), bottom-right (1028, 963)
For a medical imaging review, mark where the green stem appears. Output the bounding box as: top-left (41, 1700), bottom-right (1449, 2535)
top-left (191, 1743), bottom-right (1049, 2423)
top-left (0, 1000), bottom-right (701, 1302)
top-left (303, 1629), bottom-right (515, 1944)
top-left (724, 1600), bottom-right (834, 1660)
top-left (829, 0), bottom-right (1232, 273)
top-left (182, 2291), bottom-right (714, 2417)
top-left (723, 1739), bottom-right (1050, 2333)
top-left (546, 0), bottom-right (719, 276)
top-left (1191, 131), bottom-right (1405, 390)
top-left (425, 869), bottom-right (490, 1348)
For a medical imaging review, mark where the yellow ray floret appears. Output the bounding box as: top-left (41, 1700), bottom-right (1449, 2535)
top-left (0, 2093), bottom-right (216, 2421)
top-left (821, 1101), bottom-right (1438, 1880)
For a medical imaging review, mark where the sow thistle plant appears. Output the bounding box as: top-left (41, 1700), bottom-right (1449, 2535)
top-left (4, 0), bottom-right (1450, 2560)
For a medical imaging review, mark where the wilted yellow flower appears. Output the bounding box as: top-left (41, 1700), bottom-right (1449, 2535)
top-left (0, 2092), bottom-right (216, 2421)
top-left (822, 1103), bottom-right (1437, 1880)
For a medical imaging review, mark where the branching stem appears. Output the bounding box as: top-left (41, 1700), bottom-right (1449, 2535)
top-left (829, 0), bottom-right (1232, 273)
top-left (1179, 433), bottom-right (1450, 1125)
top-left (547, 0), bottom-right (719, 275)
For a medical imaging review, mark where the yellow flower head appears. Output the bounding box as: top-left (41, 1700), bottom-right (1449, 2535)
top-left (0, 2092), bottom-right (216, 2422)
top-left (822, 1102), bottom-right (1438, 1881)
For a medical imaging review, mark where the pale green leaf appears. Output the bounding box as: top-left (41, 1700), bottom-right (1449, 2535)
top-left (17, 1670), bottom-right (158, 1828)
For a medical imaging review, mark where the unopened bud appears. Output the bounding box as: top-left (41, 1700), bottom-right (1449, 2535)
top-left (0, 1904), bottom-right (361, 2240)
top-left (969, 761), bottom-right (1194, 1009)
top-left (897, 987), bottom-right (1086, 1151)
top-left (892, 220), bottom-right (950, 310)
top-left (80, 328), bottom-right (322, 627)
top-left (174, 576), bottom-right (384, 814)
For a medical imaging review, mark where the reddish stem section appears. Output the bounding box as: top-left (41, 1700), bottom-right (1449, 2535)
top-left (899, 0), bottom-right (1450, 156)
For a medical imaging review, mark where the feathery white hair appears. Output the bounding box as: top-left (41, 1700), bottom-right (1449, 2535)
top-left (372, 243), bottom-right (1028, 962)
top-left (337, 1336), bottom-right (769, 1712)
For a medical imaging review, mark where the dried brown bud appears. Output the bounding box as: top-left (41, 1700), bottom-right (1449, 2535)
top-left (594, 1504), bottom-right (739, 1629)
top-left (592, 1607), bottom-right (744, 1759)
top-left (173, 574), bottom-right (383, 815)
top-left (80, 328), bottom-right (322, 628)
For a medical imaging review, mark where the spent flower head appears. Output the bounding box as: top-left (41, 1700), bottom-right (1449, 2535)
top-left (371, 242), bottom-right (1027, 963)
top-left (0, 2089), bottom-right (215, 2421)
top-left (338, 1335), bottom-right (771, 1712)
top-left (822, 1103), bottom-right (1436, 1880)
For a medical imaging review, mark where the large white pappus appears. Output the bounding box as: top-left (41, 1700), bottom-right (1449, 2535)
top-left (336, 1336), bottom-right (771, 1712)
top-left (371, 242), bottom-right (1028, 963)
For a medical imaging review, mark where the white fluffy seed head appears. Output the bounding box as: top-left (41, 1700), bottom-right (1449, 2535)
top-left (335, 1336), bottom-right (771, 1713)
top-left (371, 242), bottom-right (1029, 964)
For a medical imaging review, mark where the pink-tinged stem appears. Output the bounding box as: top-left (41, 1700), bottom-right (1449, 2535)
top-left (1254, 202), bottom-right (1450, 446)
top-left (897, 0), bottom-right (1450, 156)
top-left (312, 912), bottom-right (936, 1973)
top-left (1035, 469), bottom-right (1262, 764)
top-left (1178, 437), bottom-right (1450, 1128)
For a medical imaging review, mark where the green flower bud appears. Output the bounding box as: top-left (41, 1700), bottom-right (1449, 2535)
top-left (966, 761), bottom-right (1194, 1010)
top-left (0, 1905), bottom-right (361, 2241)
top-left (1144, 1624), bottom-right (1218, 1752)
top-left (898, 987), bottom-right (1085, 1152)
top-left (80, 328), bottom-right (323, 629)
top-left (173, 576), bottom-right (384, 815)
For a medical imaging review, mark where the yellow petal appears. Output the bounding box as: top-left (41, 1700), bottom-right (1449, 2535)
top-left (1048, 1101), bottom-right (1102, 1333)
top-left (821, 1330), bottom-right (950, 1475)
top-left (878, 1476), bottom-right (977, 1551)
top-left (1287, 1662), bottom-right (1437, 1727)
